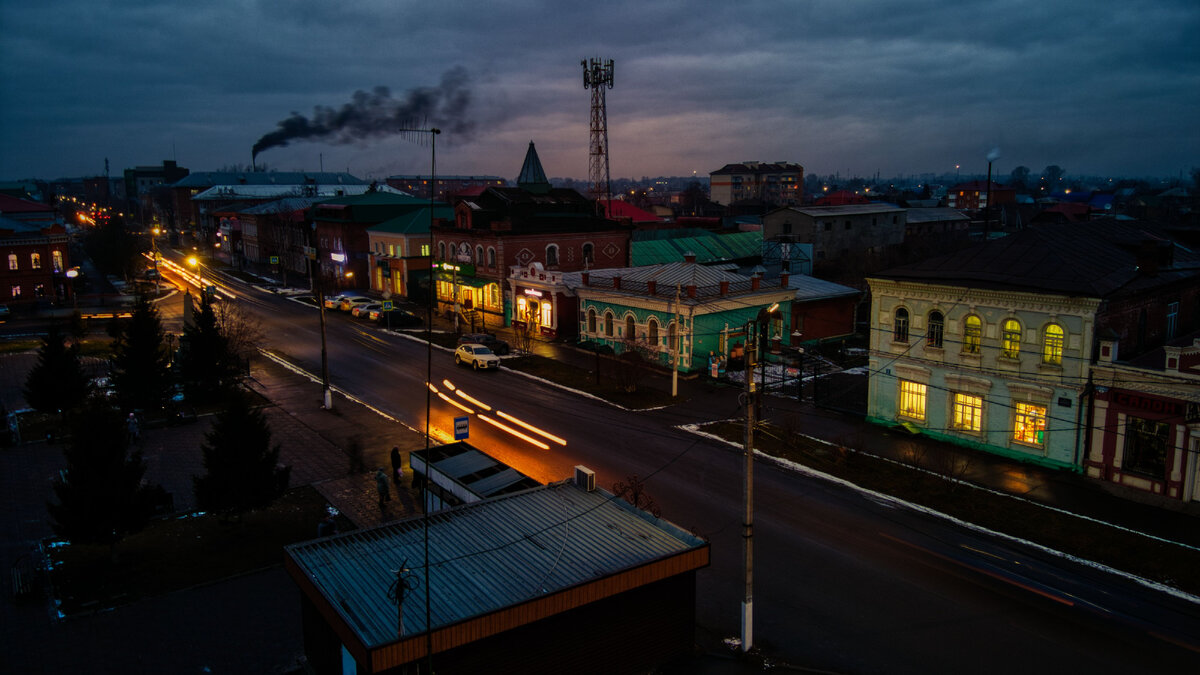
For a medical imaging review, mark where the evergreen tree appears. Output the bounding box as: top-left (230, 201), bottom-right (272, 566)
top-left (110, 295), bottom-right (171, 412)
top-left (47, 398), bottom-right (164, 545)
top-left (178, 292), bottom-right (237, 404)
top-left (193, 393), bottom-right (290, 516)
top-left (23, 323), bottom-right (91, 416)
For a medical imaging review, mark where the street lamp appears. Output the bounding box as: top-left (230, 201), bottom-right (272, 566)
top-left (741, 301), bottom-right (779, 653)
top-left (151, 227), bottom-right (161, 295)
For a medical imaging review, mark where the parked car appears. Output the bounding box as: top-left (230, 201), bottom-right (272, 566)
top-left (456, 332), bottom-right (510, 355)
top-left (0, 304), bottom-right (9, 320)
top-left (323, 292), bottom-right (356, 309)
top-left (454, 344), bottom-right (501, 370)
top-left (338, 296), bottom-right (374, 312)
top-left (370, 308), bottom-right (423, 327)
top-left (352, 303), bottom-right (382, 318)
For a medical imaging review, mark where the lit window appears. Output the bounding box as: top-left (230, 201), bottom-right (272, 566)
top-left (963, 315), bottom-right (982, 354)
top-left (1001, 319), bottom-right (1021, 358)
top-left (893, 307), bottom-right (909, 343)
top-left (420, 244), bottom-right (430, 257)
top-left (1122, 416), bottom-right (1168, 478)
top-left (898, 380), bottom-right (926, 421)
top-left (1043, 324), bottom-right (1064, 365)
top-left (7, 254), bottom-right (16, 271)
top-left (10, 285), bottom-right (20, 298)
top-left (541, 301), bottom-right (553, 326)
top-left (1013, 403), bottom-right (1046, 446)
top-left (52, 250), bottom-right (64, 272)
top-left (952, 393), bottom-right (983, 432)
top-left (31, 253), bottom-right (41, 269)
top-left (927, 311), bottom-right (944, 348)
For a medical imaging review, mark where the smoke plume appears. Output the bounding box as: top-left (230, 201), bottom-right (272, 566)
top-left (251, 66), bottom-right (474, 163)
top-left (986, 147), bottom-right (1001, 163)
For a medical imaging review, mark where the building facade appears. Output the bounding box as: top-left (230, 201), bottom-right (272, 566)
top-left (709, 162), bottom-right (804, 207)
top-left (762, 204), bottom-right (907, 265)
top-left (366, 205), bottom-right (449, 300)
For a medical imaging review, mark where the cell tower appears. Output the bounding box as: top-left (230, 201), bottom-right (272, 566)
top-left (582, 58), bottom-right (614, 212)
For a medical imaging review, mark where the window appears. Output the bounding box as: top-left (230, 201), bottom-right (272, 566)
top-left (927, 311), bottom-right (944, 348)
top-left (546, 244), bottom-right (559, 267)
top-left (10, 285), bottom-right (19, 298)
top-left (1167, 301), bottom-right (1179, 339)
top-left (475, 245), bottom-right (484, 264)
top-left (437, 242), bottom-right (446, 260)
top-left (668, 321), bottom-right (677, 352)
top-left (625, 315), bottom-right (636, 339)
top-left (31, 253), bottom-right (41, 269)
top-left (893, 308), bottom-right (909, 343)
top-left (1122, 416), bottom-right (1168, 478)
top-left (1001, 319), bottom-right (1021, 358)
top-left (1013, 403), bottom-right (1046, 446)
top-left (898, 381), bottom-right (926, 421)
top-left (420, 243), bottom-right (430, 257)
top-left (1042, 324), bottom-right (1064, 365)
top-left (648, 318), bottom-right (659, 345)
top-left (7, 254), bottom-right (16, 271)
top-left (52, 250), bottom-right (64, 272)
top-left (604, 311), bottom-right (614, 337)
top-left (588, 308), bottom-right (597, 334)
top-left (963, 315), bottom-right (982, 354)
top-left (582, 243), bottom-right (594, 265)
top-left (952, 393), bottom-right (983, 432)
top-left (487, 247), bottom-right (496, 267)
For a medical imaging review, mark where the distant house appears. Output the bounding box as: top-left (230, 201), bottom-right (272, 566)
top-left (0, 196), bottom-right (71, 306)
top-left (168, 171), bottom-right (367, 234)
top-left (709, 161), bottom-right (804, 207)
top-left (286, 468), bottom-right (709, 674)
top-left (946, 180), bottom-right (1016, 212)
top-left (312, 193), bottom-right (436, 289)
top-left (237, 197), bottom-right (323, 280)
top-left (761, 204), bottom-right (906, 269)
top-left (384, 174), bottom-right (506, 201)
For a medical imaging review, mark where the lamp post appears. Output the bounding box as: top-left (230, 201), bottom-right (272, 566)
top-left (742, 302), bottom-right (779, 653)
top-left (792, 330), bottom-right (804, 401)
top-left (151, 227), bottom-right (161, 295)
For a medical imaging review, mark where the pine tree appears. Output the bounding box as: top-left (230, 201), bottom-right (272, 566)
top-left (193, 393), bottom-right (290, 517)
top-left (110, 295), bottom-right (171, 413)
top-left (47, 398), bottom-right (164, 546)
top-left (178, 292), bottom-right (237, 404)
top-left (23, 323), bottom-right (91, 416)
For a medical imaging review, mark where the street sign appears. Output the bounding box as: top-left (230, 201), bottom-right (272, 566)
top-left (382, 300), bottom-right (393, 311)
top-left (270, 256), bottom-right (280, 265)
top-left (454, 416), bottom-right (469, 440)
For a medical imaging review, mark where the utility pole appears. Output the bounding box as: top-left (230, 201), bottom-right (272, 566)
top-left (672, 284), bottom-right (681, 397)
top-left (741, 320), bottom-right (756, 652)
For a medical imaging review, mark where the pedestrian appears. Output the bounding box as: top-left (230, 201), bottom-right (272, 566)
top-left (127, 412), bottom-right (140, 443)
top-left (375, 468), bottom-right (390, 506)
top-left (390, 446), bottom-right (403, 484)
top-left (317, 513), bottom-right (338, 537)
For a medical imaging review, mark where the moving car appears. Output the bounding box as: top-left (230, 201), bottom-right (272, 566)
top-left (456, 332), bottom-right (510, 355)
top-left (370, 308), bottom-right (423, 327)
top-left (454, 344), bottom-right (501, 370)
top-left (352, 303), bottom-right (382, 318)
top-left (323, 292), bottom-right (357, 309)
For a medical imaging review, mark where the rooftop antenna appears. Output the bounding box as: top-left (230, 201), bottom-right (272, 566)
top-left (582, 58), bottom-right (614, 216)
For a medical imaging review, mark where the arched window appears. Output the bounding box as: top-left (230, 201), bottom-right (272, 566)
top-left (668, 321), bottom-right (677, 352)
top-left (1043, 324), bottom-right (1064, 365)
top-left (437, 241), bottom-right (446, 260)
top-left (625, 315), bottom-right (636, 340)
top-left (648, 318), bottom-right (659, 345)
top-left (582, 242), bottom-right (594, 265)
top-left (31, 253), bottom-right (41, 270)
top-left (927, 311), bottom-right (944, 348)
top-left (604, 311), bottom-right (614, 337)
top-left (546, 244), bottom-right (559, 267)
top-left (963, 315), bottom-right (982, 354)
top-left (487, 247), bottom-right (496, 268)
top-left (475, 245), bottom-right (484, 264)
top-left (893, 307), bottom-right (909, 343)
top-left (588, 308), bottom-right (597, 334)
top-left (1001, 319), bottom-right (1021, 358)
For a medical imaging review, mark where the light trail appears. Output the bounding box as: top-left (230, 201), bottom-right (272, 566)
top-left (495, 410), bottom-right (567, 446)
top-left (477, 414), bottom-right (550, 450)
top-left (454, 389), bottom-right (491, 412)
top-left (437, 392), bottom-right (475, 415)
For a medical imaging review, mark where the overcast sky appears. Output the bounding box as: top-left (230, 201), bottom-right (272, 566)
top-left (3, 0), bottom-right (1198, 184)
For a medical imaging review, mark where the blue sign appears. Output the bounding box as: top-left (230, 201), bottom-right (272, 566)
top-left (382, 300), bottom-right (394, 311)
top-left (454, 416), bottom-right (469, 440)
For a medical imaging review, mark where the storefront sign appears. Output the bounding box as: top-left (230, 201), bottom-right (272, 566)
top-left (524, 288), bottom-right (543, 297)
top-left (1112, 391), bottom-right (1184, 417)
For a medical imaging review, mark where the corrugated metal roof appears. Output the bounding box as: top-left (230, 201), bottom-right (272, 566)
top-left (632, 231), bottom-right (761, 266)
top-left (367, 206), bottom-right (452, 235)
top-left (286, 481), bottom-right (707, 650)
top-left (787, 274), bottom-right (861, 301)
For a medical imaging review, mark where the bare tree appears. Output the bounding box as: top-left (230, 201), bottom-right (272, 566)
top-left (613, 337), bottom-right (658, 393)
top-left (612, 474), bottom-right (661, 518)
top-left (215, 299), bottom-right (266, 367)
top-left (512, 323), bottom-right (536, 355)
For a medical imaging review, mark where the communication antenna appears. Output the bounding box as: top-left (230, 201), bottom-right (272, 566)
top-left (582, 58), bottom-right (614, 214)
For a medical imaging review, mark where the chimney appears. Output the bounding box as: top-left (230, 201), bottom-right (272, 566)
top-left (683, 251), bottom-right (696, 263)
top-left (719, 280), bottom-right (729, 295)
top-left (581, 271), bottom-right (589, 286)
top-left (780, 271), bottom-right (790, 287)
top-left (686, 284), bottom-right (696, 298)
top-left (613, 275), bottom-right (621, 290)
top-left (647, 279), bottom-right (657, 295)
top-left (751, 275), bottom-right (761, 291)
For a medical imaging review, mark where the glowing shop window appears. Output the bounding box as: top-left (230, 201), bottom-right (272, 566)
top-left (1013, 402), bottom-right (1047, 445)
top-left (952, 393), bottom-right (983, 432)
top-left (898, 380), bottom-right (926, 421)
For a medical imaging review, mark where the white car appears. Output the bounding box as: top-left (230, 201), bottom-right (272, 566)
top-left (352, 303), bottom-right (382, 318)
top-left (454, 344), bottom-right (501, 370)
top-left (338, 296), bottom-right (374, 312)
top-left (323, 292), bottom-right (355, 309)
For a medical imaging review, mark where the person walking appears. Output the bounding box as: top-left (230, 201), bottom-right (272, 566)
top-left (390, 446), bottom-right (403, 484)
top-left (375, 468), bottom-right (390, 507)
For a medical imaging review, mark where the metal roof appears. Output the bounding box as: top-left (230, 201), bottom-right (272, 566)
top-left (286, 480), bottom-right (708, 650)
top-left (632, 231), bottom-right (761, 266)
top-left (367, 206), bottom-right (453, 235)
top-left (410, 442), bottom-right (540, 500)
